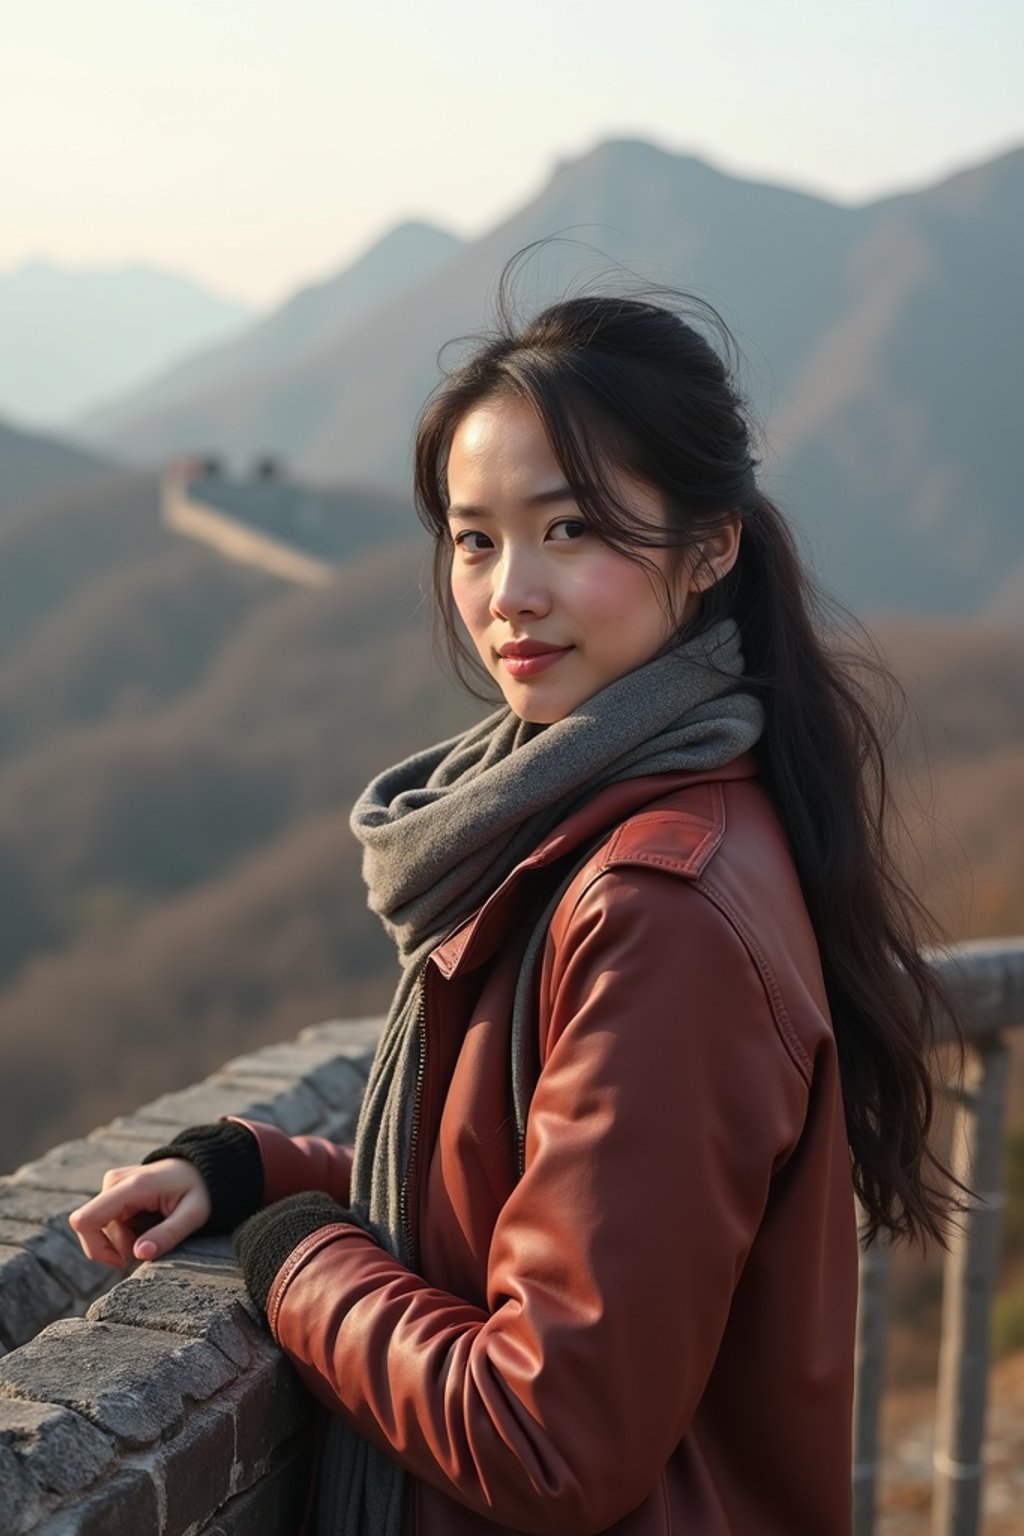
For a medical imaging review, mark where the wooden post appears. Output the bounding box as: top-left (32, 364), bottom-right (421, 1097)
top-left (853, 1222), bottom-right (893, 1536)
top-left (931, 1034), bottom-right (1010, 1536)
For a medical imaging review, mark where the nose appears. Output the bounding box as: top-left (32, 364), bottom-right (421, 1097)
top-left (489, 545), bottom-right (551, 621)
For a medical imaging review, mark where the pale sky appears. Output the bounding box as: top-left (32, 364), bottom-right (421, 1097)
top-left (2, 0), bottom-right (1020, 308)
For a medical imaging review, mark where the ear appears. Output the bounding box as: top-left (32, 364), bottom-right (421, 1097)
top-left (691, 516), bottom-right (742, 591)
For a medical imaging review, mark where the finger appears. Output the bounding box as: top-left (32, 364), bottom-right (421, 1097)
top-left (101, 1167), bottom-right (133, 1192)
top-left (132, 1187), bottom-right (209, 1261)
top-left (69, 1213), bottom-right (130, 1268)
top-left (70, 1178), bottom-right (157, 1235)
top-left (104, 1218), bottom-right (139, 1264)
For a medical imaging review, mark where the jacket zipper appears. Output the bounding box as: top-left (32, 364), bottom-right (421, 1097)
top-left (399, 967), bottom-right (428, 1265)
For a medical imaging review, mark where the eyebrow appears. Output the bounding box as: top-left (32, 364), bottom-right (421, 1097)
top-left (446, 486), bottom-right (575, 519)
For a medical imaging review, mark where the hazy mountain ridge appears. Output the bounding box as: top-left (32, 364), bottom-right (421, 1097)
top-left (78, 220), bottom-right (463, 440)
top-left (76, 136), bottom-right (1024, 617)
top-left (0, 260), bottom-right (252, 429)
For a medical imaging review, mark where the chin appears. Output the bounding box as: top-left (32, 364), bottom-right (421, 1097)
top-left (503, 692), bottom-right (573, 726)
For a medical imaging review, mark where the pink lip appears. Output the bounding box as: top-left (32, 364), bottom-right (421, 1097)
top-left (497, 643), bottom-right (571, 678)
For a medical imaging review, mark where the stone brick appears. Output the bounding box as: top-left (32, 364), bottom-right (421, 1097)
top-left (0, 1317), bottom-right (236, 1447)
top-left (88, 1114), bottom-right (185, 1146)
top-left (158, 1398), bottom-right (236, 1536)
top-left (204, 1074), bottom-right (328, 1135)
top-left (298, 1017), bottom-right (383, 1075)
top-left (0, 1397), bottom-right (113, 1495)
top-left (9, 1139), bottom-right (156, 1195)
top-left (0, 1217), bottom-right (111, 1300)
top-left (0, 1438), bottom-right (35, 1533)
top-left (173, 1233), bottom-right (237, 1266)
top-left (134, 1080), bottom-right (293, 1131)
top-left (222, 1043), bottom-right (367, 1112)
top-left (317, 1109), bottom-right (359, 1144)
top-left (198, 1443), bottom-right (312, 1535)
top-left (229, 1349), bottom-right (310, 1474)
top-left (0, 1185), bottom-right (81, 1227)
top-left (88, 1261), bottom-right (260, 1369)
top-left (0, 1247), bottom-right (73, 1350)
top-left (61, 1464), bottom-right (160, 1536)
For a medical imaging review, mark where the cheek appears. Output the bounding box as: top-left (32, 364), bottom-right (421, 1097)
top-left (450, 566), bottom-right (487, 639)
top-left (577, 558), bottom-right (668, 638)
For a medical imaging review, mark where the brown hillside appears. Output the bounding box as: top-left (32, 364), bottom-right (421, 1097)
top-left (0, 470), bottom-right (165, 653)
top-left (0, 541), bottom-right (278, 752)
top-left (0, 535), bottom-right (474, 984)
top-left (0, 806), bottom-right (392, 1171)
top-left (0, 417), bottom-right (114, 521)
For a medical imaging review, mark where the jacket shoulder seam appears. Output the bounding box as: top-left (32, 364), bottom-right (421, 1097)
top-left (551, 862), bottom-right (813, 1088)
top-left (598, 781), bottom-right (726, 878)
top-left (695, 877), bottom-right (813, 1084)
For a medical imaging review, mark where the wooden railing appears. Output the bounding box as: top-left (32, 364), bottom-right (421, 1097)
top-left (853, 937), bottom-right (1024, 1536)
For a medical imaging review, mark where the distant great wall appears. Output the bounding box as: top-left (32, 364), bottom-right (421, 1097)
top-left (160, 457), bottom-right (340, 588)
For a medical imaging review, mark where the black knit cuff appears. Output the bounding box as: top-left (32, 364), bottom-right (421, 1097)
top-left (233, 1191), bottom-right (351, 1314)
top-left (141, 1121), bottom-right (263, 1234)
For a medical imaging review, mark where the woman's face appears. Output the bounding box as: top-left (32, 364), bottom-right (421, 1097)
top-left (447, 395), bottom-right (702, 725)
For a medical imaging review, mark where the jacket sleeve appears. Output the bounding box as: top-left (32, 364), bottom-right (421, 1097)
top-left (227, 1116), bottom-right (355, 1208)
top-left (265, 870), bottom-right (810, 1535)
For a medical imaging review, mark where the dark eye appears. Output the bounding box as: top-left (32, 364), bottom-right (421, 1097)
top-left (548, 519), bottom-right (588, 541)
top-left (452, 529), bottom-right (493, 552)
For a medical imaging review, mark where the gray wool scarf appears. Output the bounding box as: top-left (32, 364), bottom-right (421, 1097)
top-left (316, 616), bottom-right (765, 1536)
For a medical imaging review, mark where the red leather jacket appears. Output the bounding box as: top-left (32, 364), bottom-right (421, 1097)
top-left (236, 751), bottom-right (858, 1535)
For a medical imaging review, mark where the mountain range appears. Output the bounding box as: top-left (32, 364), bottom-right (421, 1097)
top-left (0, 260), bottom-right (252, 429)
top-left (60, 137), bottom-right (1024, 621)
top-left (79, 220), bottom-right (462, 443)
top-left (0, 135), bottom-right (1022, 1168)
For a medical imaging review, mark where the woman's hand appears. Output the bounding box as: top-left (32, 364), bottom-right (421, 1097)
top-left (69, 1159), bottom-right (212, 1267)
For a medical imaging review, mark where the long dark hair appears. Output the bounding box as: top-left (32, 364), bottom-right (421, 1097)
top-left (412, 247), bottom-right (967, 1249)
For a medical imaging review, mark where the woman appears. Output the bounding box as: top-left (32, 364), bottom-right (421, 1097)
top-left (71, 274), bottom-right (964, 1536)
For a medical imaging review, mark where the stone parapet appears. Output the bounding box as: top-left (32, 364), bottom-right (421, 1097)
top-left (0, 1017), bottom-right (381, 1533)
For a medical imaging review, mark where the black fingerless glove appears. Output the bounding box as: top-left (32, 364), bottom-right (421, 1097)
top-left (233, 1191), bottom-right (352, 1313)
top-left (142, 1121), bottom-right (263, 1234)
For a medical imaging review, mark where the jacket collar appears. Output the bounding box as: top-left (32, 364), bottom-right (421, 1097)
top-left (431, 749), bottom-right (759, 980)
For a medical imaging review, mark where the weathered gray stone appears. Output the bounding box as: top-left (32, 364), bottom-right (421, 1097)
top-left (0, 1438), bottom-right (34, 1532)
top-left (0, 1186), bottom-right (81, 1227)
top-left (0, 1397), bottom-right (114, 1495)
top-left (298, 1016), bottom-right (383, 1074)
top-left (203, 1074), bottom-right (328, 1135)
top-left (198, 1445), bottom-right (312, 1535)
top-left (0, 1217), bottom-right (111, 1300)
top-left (156, 1396), bottom-right (237, 1536)
top-left (88, 1261), bottom-right (259, 1369)
top-left (88, 1113), bottom-right (187, 1145)
top-left (221, 1044), bottom-right (366, 1112)
top-left (0, 1016), bottom-right (388, 1532)
top-left (9, 1139), bottom-right (156, 1195)
top-left (318, 1109), bottom-right (358, 1144)
top-left (0, 1247), bottom-right (73, 1350)
top-left (174, 1232), bottom-right (237, 1265)
top-left (228, 1350), bottom-right (309, 1473)
top-left (0, 1317), bottom-right (237, 1447)
top-left (56, 1464), bottom-right (160, 1536)
top-left (134, 1080), bottom-right (293, 1130)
